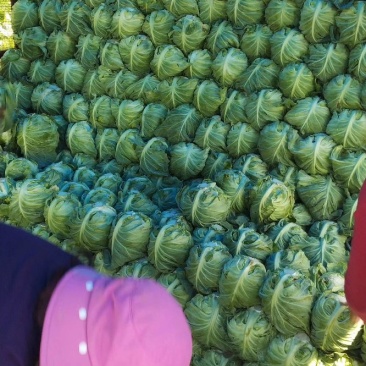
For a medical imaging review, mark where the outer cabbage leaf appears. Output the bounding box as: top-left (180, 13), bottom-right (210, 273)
top-left (113, 99), bottom-right (144, 131)
top-left (99, 40), bottom-right (123, 71)
top-left (14, 26), bottom-right (47, 61)
top-left (83, 187), bottom-right (117, 206)
top-left (220, 89), bottom-right (247, 125)
top-left (115, 129), bottom-right (145, 167)
top-left (227, 0), bottom-right (265, 27)
top-left (5, 158), bottom-right (38, 181)
top-left (184, 49), bottom-right (213, 79)
top-left (140, 103), bottom-right (168, 139)
top-left (227, 122), bottom-right (259, 157)
top-left (46, 31), bottom-right (76, 65)
top-left (125, 74), bottom-right (161, 103)
top-left (75, 34), bottom-right (103, 69)
top-left (90, 3), bottom-right (113, 38)
top-left (0, 49), bottom-right (31, 82)
top-left (72, 167), bottom-right (99, 189)
top-left (348, 43), bottom-right (366, 82)
top-left (205, 20), bottom-right (239, 56)
top-left (55, 59), bottom-right (87, 93)
top-left (338, 193), bottom-right (358, 236)
top-left (192, 223), bottom-right (229, 246)
top-left (28, 59), bottom-right (56, 85)
top-left (265, 0), bottom-right (300, 31)
top-left (31, 82), bottom-right (64, 115)
top-left (104, 69), bottom-right (139, 99)
top-left (95, 173), bottom-right (122, 195)
top-left (115, 190), bottom-right (158, 217)
top-left (266, 249), bottom-right (311, 274)
top-left (240, 24), bottom-right (272, 61)
top-left (111, 7), bottom-right (144, 39)
top-left (38, 0), bottom-right (62, 34)
top-left (233, 153), bottom-right (268, 181)
top-left (95, 128), bottom-right (119, 162)
top-left (89, 96), bottom-right (118, 129)
top-left (198, 0), bottom-right (227, 24)
top-left (11, 0), bottom-right (39, 33)
top-left (66, 121), bottom-right (97, 158)
top-left (63, 93), bottom-right (89, 123)
top-left (161, 0), bottom-right (199, 17)
top-left (142, 9), bottom-right (175, 46)
top-left (192, 350), bottom-right (241, 366)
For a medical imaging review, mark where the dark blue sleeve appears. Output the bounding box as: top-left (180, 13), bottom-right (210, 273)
top-left (0, 223), bottom-right (81, 366)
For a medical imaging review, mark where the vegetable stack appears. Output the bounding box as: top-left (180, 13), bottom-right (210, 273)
top-left (1, 0), bottom-right (366, 363)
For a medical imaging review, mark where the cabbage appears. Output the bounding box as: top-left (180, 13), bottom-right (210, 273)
top-left (72, 153), bottom-right (97, 169)
top-left (148, 215), bottom-right (194, 273)
top-left (265, 0), bottom-right (300, 31)
top-left (220, 89), bottom-right (247, 125)
top-left (192, 350), bottom-right (241, 366)
top-left (259, 268), bottom-right (316, 335)
top-left (10, 80), bottom-right (33, 110)
top-left (170, 15), bottom-right (209, 55)
top-left (46, 30), bottom-right (77, 64)
top-left (109, 211), bottom-right (152, 267)
top-left (98, 40), bottom-right (123, 72)
top-left (55, 59), bottom-right (87, 93)
top-left (194, 116), bottom-right (230, 152)
top-left (269, 164), bottom-right (298, 192)
top-left (0, 49), bottom-right (31, 82)
top-left (257, 121), bottom-right (298, 167)
top-left (330, 146), bottom-right (366, 194)
top-left (326, 109), bottom-right (366, 151)
top-left (169, 142), bottom-right (209, 180)
top-left (96, 160), bottom-right (123, 175)
top-left (162, 0), bottom-right (198, 16)
top-left (95, 128), bottom-right (120, 162)
top-left (63, 93), bottom-right (89, 123)
top-left (83, 187), bottom-right (117, 206)
top-left (17, 114), bottom-right (59, 168)
top-left (59, 0), bottom-right (92, 38)
top-left (60, 181), bottom-right (90, 200)
top-left (198, 0), bottom-right (226, 24)
top-left (226, 122), bottom-right (259, 158)
top-left (201, 151), bottom-right (232, 180)
top-left (94, 249), bottom-right (116, 276)
top-left (192, 224), bottom-right (229, 247)
top-left (240, 24), bottom-right (272, 60)
top-left (245, 88), bottom-right (285, 131)
top-left (289, 133), bottom-right (335, 175)
top-left (14, 27), bottom-right (47, 61)
top-left (317, 351), bottom-right (362, 365)
top-left (115, 129), bottom-right (145, 167)
top-left (114, 99), bottom-right (144, 131)
top-left (75, 34), bottom-right (103, 69)
top-left (270, 28), bottom-right (309, 66)
top-left (140, 103), bottom-right (168, 139)
top-left (136, 0), bottom-right (164, 13)
top-left (338, 193), bottom-right (357, 236)
top-left (314, 264), bottom-right (346, 294)
top-left (266, 249), bottom-right (311, 274)
top-left (11, 0), bottom-right (39, 33)
top-left (139, 137), bottom-right (170, 176)
top-left (307, 43), bottom-right (349, 83)
top-left (104, 69), bottom-right (139, 99)
top-left (323, 75), bottom-right (362, 112)
top-left (120, 177), bottom-right (156, 198)
top-left (184, 49), bottom-right (213, 80)
top-left (177, 180), bottom-right (232, 227)
top-left (119, 34), bottom-right (155, 76)
top-left (38, 0), bottom-right (62, 34)
top-left (157, 269), bottom-right (194, 308)
top-left (66, 121), bottom-right (97, 158)
top-left (28, 59), bottom-right (56, 85)
top-left (9, 178), bottom-right (58, 227)
top-left (73, 167), bottom-right (99, 189)
top-left (284, 97), bottom-right (330, 136)
top-left (31, 82), bottom-right (64, 115)
top-left (239, 58), bottom-right (280, 93)
top-left (279, 63), bottom-right (315, 100)
top-left (115, 257), bottom-right (160, 279)
top-left (90, 3), bottom-right (113, 38)
top-left (142, 9), bottom-right (175, 46)
top-left (299, 0), bottom-right (337, 43)
top-left (185, 293), bottom-right (231, 352)
top-left (348, 44), bottom-right (366, 82)
top-left (228, 307), bottom-right (276, 361)
top-left (125, 74), bottom-right (161, 103)
top-left (311, 292), bottom-right (363, 352)
top-left (263, 333), bottom-right (318, 366)
top-left (5, 158), bottom-right (38, 181)
top-left (150, 45), bottom-right (189, 80)
top-left (116, 190), bottom-right (158, 217)
top-left (156, 77), bottom-right (199, 110)
top-left (152, 187), bottom-right (180, 210)
top-left (336, 1), bottom-right (366, 47)
top-left (90, 96), bottom-right (118, 129)
top-left (193, 81), bottom-right (227, 117)
top-left (227, 0), bottom-right (265, 26)
top-left (219, 256), bottom-right (266, 308)
top-left (205, 20), bottom-right (239, 56)
top-left (215, 169), bottom-right (251, 213)
top-left (233, 153), bottom-right (268, 182)
top-left (44, 192), bottom-right (82, 239)
top-left (111, 7), bottom-right (145, 38)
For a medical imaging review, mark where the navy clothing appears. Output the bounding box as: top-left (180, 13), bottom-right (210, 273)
top-left (0, 223), bottom-right (80, 366)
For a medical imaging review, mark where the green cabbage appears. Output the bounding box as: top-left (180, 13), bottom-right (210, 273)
top-left (227, 122), bottom-right (259, 157)
top-left (66, 121), bottom-right (97, 158)
top-left (73, 167), bottom-right (99, 189)
top-left (75, 34), bottom-right (103, 69)
top-left (142, 9), bottom-right (175, 46)
top-left (99, 40), bottom-right (123, 71)
top-left (10, 80), bottom-right (33, 110)
top-left (240, 24), bottom-right (272, 61)
top-left (266, 249), bottom-right (311, 274)
top-left (28, 59), bottom-right (56, 85)
top-left (338, 193), bottom-right (358, 236)
top-left (205, 20), bottom-right (239, 56)
top-left (348, 43), bottom-right (366, 82)
top-left (201, 152), bottom-right (232, 180)
top-left (95, 128), bottom-right (120, 162)
top-left (0, 49), bottom-right (31, 82)
top-left (62, 93), bottom-right (89, 123)
top-left (192, 223), bottom-right (228, 246)
top-left (220, 89), bottom-right (247, 124)
top-left (116, 190), bottom-right (158, 217)
top-left (233, 153), bottom-right (269, 181)
top-left (104, 69), bottom-right (139, 99)
top-left (11, 0), bottom-right (39, 33)
top-left (161, 0), bottom-right (198, 16)
top-left (115, 257), bottom-right (160, 279)
top-left (90, 96), bottom-right (118, 129)
top-left (140, 103), bottom-right (168, 139)
top-left (14, 26), bottom-right (47, 61)
top-left (139, 137), bottom-right (170, 176)
top-left (227, 0), bottom-right (265, 27)
top-left (136, 0), bottom-right (164, 13)
top-left (60, 181), bottom-right (90, 200)
top-left (55, 59), bottom-right (87, 93)
top-left (83, 187), bottom-right (117, 206)
top-left (90, 3), bottom-right (113, 38)
top-left (265, 0), bottom-right (300, 31)
top-left (115, 129), bottom-right (145, 167)
top-left (31, 82), bottom-right (64, 115)
top-left (46, 30), bottom-right (77, 64)
top-left (198, 0), bottom-right (227, 24)
top-left (125, 74), bottom-right (161, 103)
top-left (38, 0), bottom-right (62, 34)
top-left (72, 153), bottom-right (97, 169)
top-left (184, 49), bottom-right (213, 80)
top-left (112, 7), bottom-right (144, 39)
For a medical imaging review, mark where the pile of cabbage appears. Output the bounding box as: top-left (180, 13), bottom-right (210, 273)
top-left (1, 0), bottom-right (366, 363)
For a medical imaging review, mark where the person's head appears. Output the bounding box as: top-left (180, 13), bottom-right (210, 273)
top-left (40, 265), bottom-right (192, 366)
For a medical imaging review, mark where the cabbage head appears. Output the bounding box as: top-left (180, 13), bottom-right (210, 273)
top-left (72, 154), bottom-right (97, 169)
top-left (184, 49), bottom-right (213, 80)
top-left (46, 31), bottom-right (77, 65)
top-left (136, 0), bottom-right (164, 13)
top-left (205, 20), bottom-right (239, 56)
top-left (348, 43), bottom-right (366, 82)
top-left (113, 99), bottom-right (144, 131)
top-left (44, 192), bottom-right (82, 239)
top-left (296, 170), bottom-right (345, 221)
top-left (140, 103), bottom-right (168, 139)
top-left (245, 88), bottom-right (285, 131)
top-left (269, 164), bottom-right (298, 192)
top-left (227, 307), bottom-right (276, 362)
top-left (265, 0), bottom-right (300, 31)
top-left (55, 59), bottom-right (87, 93)
top-left (116, 190), bottom-right (158, 217)
top-left (62, 93), bottom-right (89, 123)
top-left (109, 211), bottom-right (152, 267)
top-left (185, 293), bottom-right (231, 352)
top-left (266, 249), bottom-right (311, 275)
top-left (197, 0), bottom-right (226, 24)
top-left (10, 80), bottom-right (33, 110)
top-left (192, 223), bottom-right (229, 246)
top-left (324, 74), bottom-right (362, 112)
top-left (338, 193), bottom-right (358, 236)
top-left (90, 3), bottom-right (113, 39)
top-left (94, 249), bottom-right (116, 276)
top-left (119, 35), bottom-right (155, 76)
top-left (38, 0), bottom-right (62, 34)
top-left (75, 34), bottom-right (103, 70)
top-left (192, 349), bottom-right (241, 366)
top-left (326, 109), bottom-right (366, 150)
top-left (0, 49), bottom-right (31, 82)
top-left (115, 257), bottom-right (160, 279)
top-left (9, 178), bottom-right (58, 227)
top-left (111, 7), bottom-right (144, 39)
top-left (89, 96), bottom-right (118, 129)
top-left (279, 63), bottom-right (315, 100)
top-left (73, 167), bottom-right (99, 189)
top-left (284, 97), bottom-right (331, 136)
top-left (259, 268), bottom-right (316, 336)
top-left (115, 129), bottom-right (145, 167)
top-left (150, 45), bottom-right (189, 80)
top-left (201, 152), bottom-right (232, 180)
top-left (5, 158), bottom-right (38, 181)
top-left (177, 180), bottom-right (232, 227)
top-left (220, 89), bottom-right (247, 125)
top-left (227, 122), bottom-right (259, 158)
top-left (11, 0), bottom-right (39, 33)
top-left (59, 0), bottom-right (92, 37)
top-left (227, 0), bottom-right (265, 27)
top-left (170, 15), bottom-right (209, 55)
top-left (120, 177), bottom-right (156, 198)
top-left (240, 24), bottom-right (272, 61)
top-left (157, 269), bottom-right (194, 308)
top-left (270, 28), bottom-right (309, 67)
top-left (31, 82), bottom-right (64, 115)
top-left (83, 187), bottom-right (117, 206)
top-left (330, 146), bottom-right (366, 194)
top-left (161, 0), bottom-right (198, 16)
top-left (15, 27), bottom-right (47, 61)
top-left (142, 9), bottom-right (175, 46)
top-left (233, 153), bottom-right (268, 182)
top-left (299, 0), bottom-right (337, 43)
top-left (263, 333), bottom-right (318, 366)
top-left (28, 59), bottom-right (56, 85)
top-left (219, 255), bottom-right (266, 308)
top-left (125, 74), bottom-right (161, 104)
top-left (104, 69), bottom-right (137, 99)
top-left (60, 181), bottom-right (90, 201)
top-left (95, 129), bottom-right (119, 162)
top-left (74, 204), bottom-right (117, 252)
top-left (185, 241), bottom-right (231, 294)
top-left (307, 43), bottom-right (349, 83)
top-left (17, 113), bottom-right (59, 168)
top-left (66, 121), bottom-right (97, 158)
top-left (99, 40), bottom-right (123, 71)
top-left (148, 215), bottom-right (194, 273)
top-left (311, 292), bottom-right (363, 352)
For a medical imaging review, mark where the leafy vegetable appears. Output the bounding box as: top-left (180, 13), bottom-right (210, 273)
top-left (265, 0), bottom-right (300, 31)
top-left (205, 20), bottom-right (239, 56)
top-left (28, 59), bottom-right (56, 85)
top-left (75, 34), bottom-right (103, 69)
top-left (139, 137), bottom-right (170, 176)
top-left (63, 93), bottom-right (89, 123)
top-left (46, 31), bottom-right (77, 65)
top-left (227, 0), bottom-right (265, 27)
top-left (240, 24), bottom-right (272, 60)
top-left (90, 96), bottom-right (118, 129)
top-left (11, 0), bottom-right (39, 33)
top-left (95, 128), bottom-right (120, 162)
top-left (115, 257), bottom-right (160, 279)
top-left (198, 0), bottom-right (227, 24)
top-left (90, 3), bottom-right (113, 38)
top-left (140, 103), bottom-right (168, 139)
top-left (184, 49), bottom-right (213, 80)
top-left (31, 82), bottom-right (64, 115)
top-left (111, 7), bottom-right (144, 39)
top-left (161, 0), bottom-right (199, 17)
top-left (55, 59), bottom-right (87, 93)
top-left (66, 121), bottom-right (97, 158)
top-left (115, 129), bottom-right (145, 167)
top-left (233, 153), bottom-right (268, 182)
top-left (0, 49), bottom-right (31, 82)
top-left (142, 9), bottom-right (175, 46)
top-left (14, 26), bottom-right (47, 61)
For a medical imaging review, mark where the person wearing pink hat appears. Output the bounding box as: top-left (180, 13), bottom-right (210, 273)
top-left (0, 222), bottom-right (192, 366)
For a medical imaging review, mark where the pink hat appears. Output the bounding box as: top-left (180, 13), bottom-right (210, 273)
top-left (40, 265), bottom-right (192, 366)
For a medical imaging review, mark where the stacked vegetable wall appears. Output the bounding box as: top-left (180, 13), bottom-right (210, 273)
top-left (0, 0), bottom-right (366, 364)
